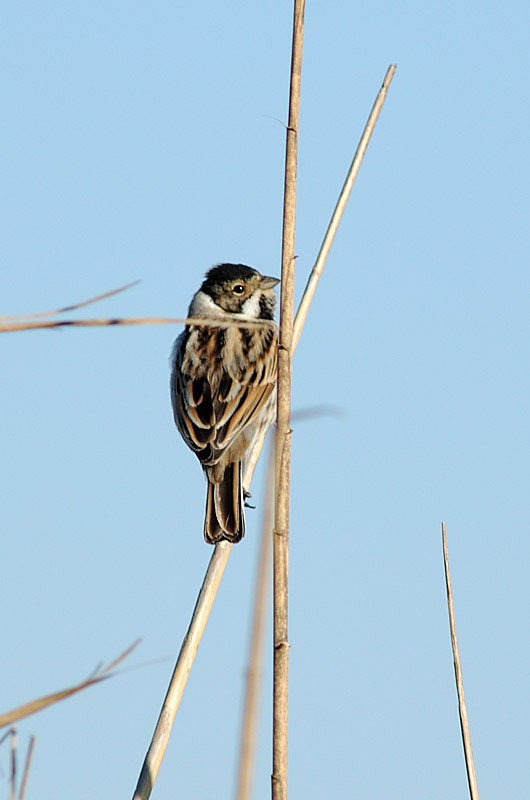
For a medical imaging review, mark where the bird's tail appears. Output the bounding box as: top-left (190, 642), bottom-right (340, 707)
top-left (204, 461), bottom-right (245, 544)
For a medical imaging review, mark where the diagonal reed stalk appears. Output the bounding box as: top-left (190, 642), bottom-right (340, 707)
top-left (131, 57), bottom-right (396, 800)
top-left (442, 522), bottom-right (480, 800)
top-left (131, 452), bottom-right (266, 800)
top-left (0, 640), bottom-right (140, 728)
top-left (0, 280), bottom-right (140, 323)
top-left (293, 63), bottom-right (396, 349)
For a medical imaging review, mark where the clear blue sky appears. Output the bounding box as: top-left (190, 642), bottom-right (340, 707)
top-left (2, 2), bottom-right (529, 798)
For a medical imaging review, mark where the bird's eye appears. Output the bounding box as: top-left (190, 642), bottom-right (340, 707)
top-left (232, 284), bottom-right (245, 294)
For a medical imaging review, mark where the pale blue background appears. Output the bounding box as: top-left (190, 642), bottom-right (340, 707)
top-left (2, 2), bottom-right (529, 798)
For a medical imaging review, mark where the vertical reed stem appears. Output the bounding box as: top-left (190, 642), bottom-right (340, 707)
top-left (273, 2), bottom-right (305, 799)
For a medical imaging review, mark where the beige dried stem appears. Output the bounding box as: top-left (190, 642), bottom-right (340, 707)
top-left (0, 281), bottom-right (143, 331)
top-left (0, 729), bottom-right (17, 800)
top-left (0, 314), bottom-right (277, 334)
top-left (0, 276), bottom-right (277, 335)
top-left (234, 445), bottom-right (274, 800)
top-left (293, 63), bottom-right (396, 349)
top-left (442, 522), bottom-right (480, 800)
top-left (234, 408), bottom-right (339, 800)
top-left (132, 461), bottom-right (253, 800)
top-left (0, 640), bottom-right (140, 729)
top-left (17, 736), bottom-right (35, 800)
top-left (271, 0), bottom-right (305, 797)
top-left (234, 64), bottom-right (397, 800)
top-left (0, 280), bottom-right (140, 323)
top-left (0, 731), bottom-right (36, 800)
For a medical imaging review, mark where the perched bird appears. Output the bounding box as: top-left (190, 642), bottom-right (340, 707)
top-left (171, 263), bottom-right (279, 544)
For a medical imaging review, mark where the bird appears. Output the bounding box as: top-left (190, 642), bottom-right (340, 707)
top-left (170, 263), bottom-right (279, 544)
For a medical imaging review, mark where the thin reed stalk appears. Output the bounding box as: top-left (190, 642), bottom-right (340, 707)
top-left (18, 736), bottom-right (35, 800)
top-left (235, 406), bottom-right (337, 800)
top-left (442, 522), bottom-right (480, 800)
top-left (234, 446), bottom-right (274, 800)
top-left (0, 641), bottom-right (140, 728)
top-left (131, 447), bottom-right (266, 800)
top-left (132, 539), bottom-right (233, 800)
top-left (1, 314), bottom-right (277, 334)
top-left (293, 63), bottom-right (396, 349)
top-left (0, 281), bottom-right (139, 322)
top-left (9, 729), bottom-right (16, 800)
top-left (272, 2), bottom-right (305, 798)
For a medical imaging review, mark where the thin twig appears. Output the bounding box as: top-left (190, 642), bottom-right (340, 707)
top-left (0, 729), bottom-right (17, 800)
top-left (0, 280), bottom-right (140, 323)
top-left (235, 445), bottom-right (274, 800)
top-left (0, 315), bottom-right (277, 334)
top-left (293, 63), bottom-right (396, 350)
top-left (442, 522), bottom-right (480, 800)
top-left (17, 736), bottom-right (35, 800)
top-left (272, 2), bottom-right (305, 799)
top-left (9, 729), bottom-right (16, 800)
top-left (0, 640), bottom-right (141, 728)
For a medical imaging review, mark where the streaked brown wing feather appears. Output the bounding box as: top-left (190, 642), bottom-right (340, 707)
top-left (171, 326), bottom-right (276, 465)
top-left (217, 381), bottom-right (274, 442)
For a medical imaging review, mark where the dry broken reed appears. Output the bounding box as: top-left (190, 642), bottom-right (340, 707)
top-left (17, 736), bottom-right (35, 800)
top-left (442, 522), bottom-right (480, 800)
top-left (0, 280), bottom-right (140, 323)
top-left (292, 63), bottom-right (396, 349)
top-left (0, 640), bottom-right (140, 729)
top-left (0, 731), bottom-right (35, 800)
top-left (0, 641), bottom-right (138, 798)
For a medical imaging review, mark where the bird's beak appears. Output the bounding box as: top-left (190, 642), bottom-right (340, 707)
top-left (260, 275), bottom-right (280, 289)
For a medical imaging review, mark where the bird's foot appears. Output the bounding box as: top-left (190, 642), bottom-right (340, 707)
top-left (243, 489), bottom-right (255, 509)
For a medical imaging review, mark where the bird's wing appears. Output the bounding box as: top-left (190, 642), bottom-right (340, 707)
top-left (171, 328), bottom-right (276, 466)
